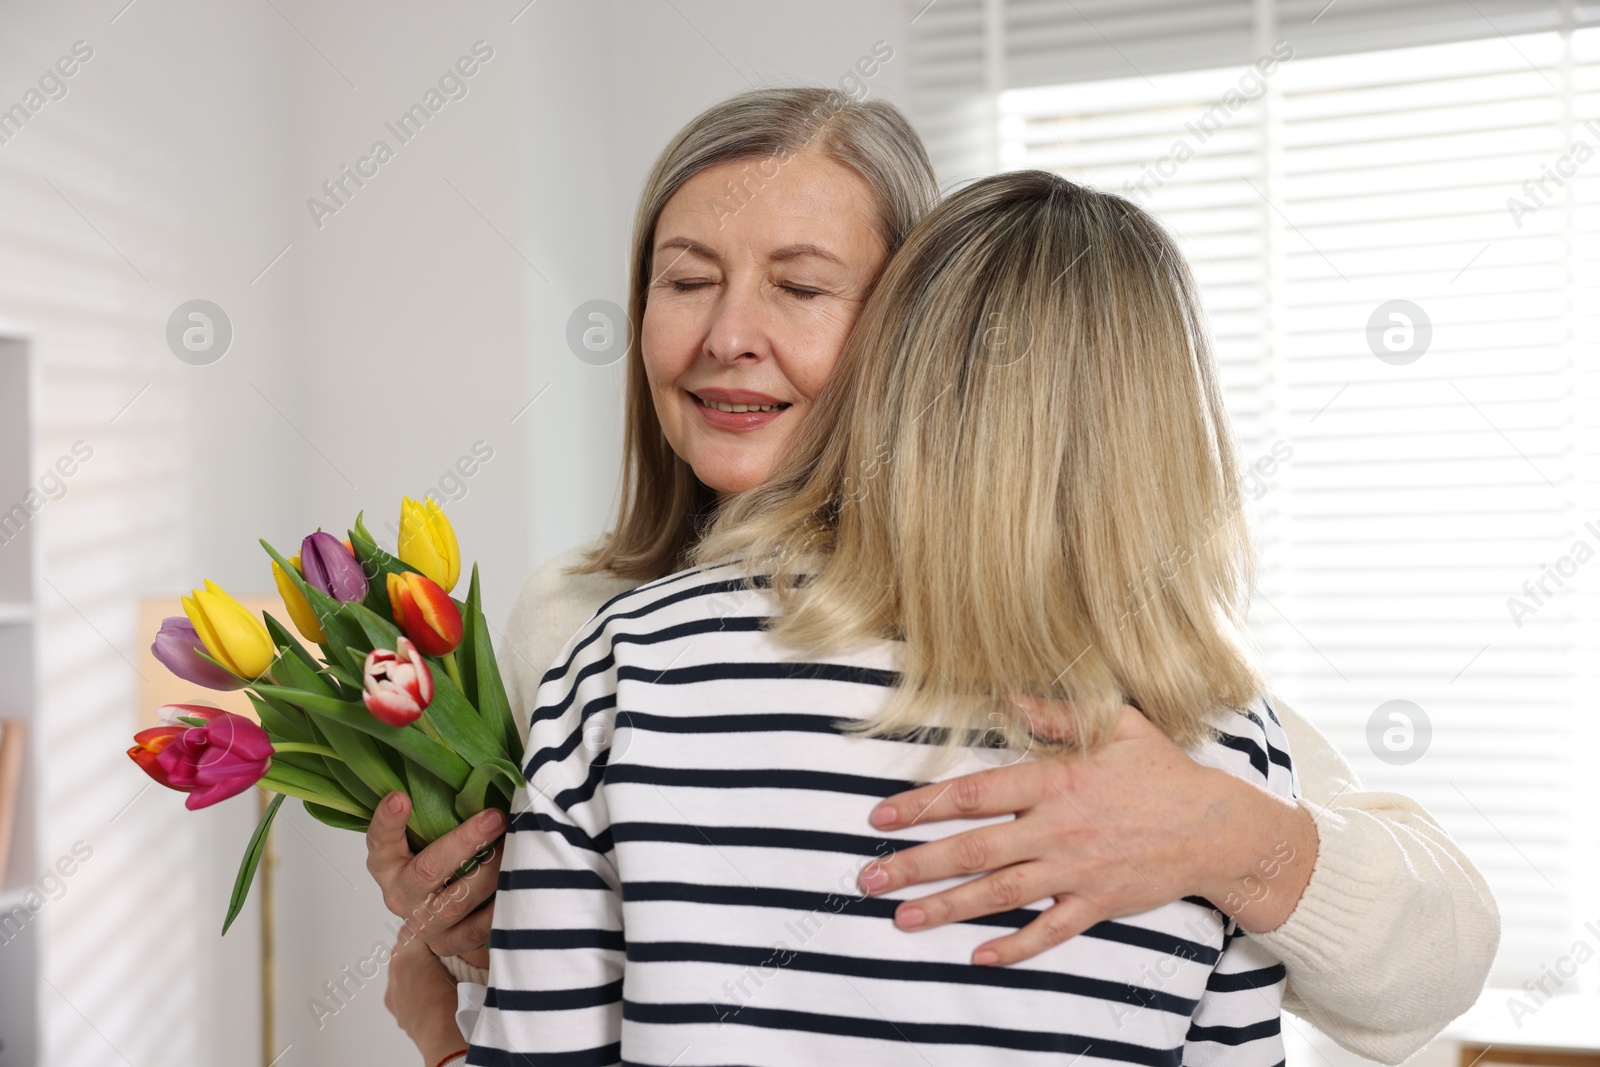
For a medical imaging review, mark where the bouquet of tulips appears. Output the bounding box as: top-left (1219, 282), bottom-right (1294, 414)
top-left (128, 498), bottom-right (524, 933)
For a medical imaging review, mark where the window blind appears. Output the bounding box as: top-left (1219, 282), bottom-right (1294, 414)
top-left (912, 0), bottom-right (1600, 185)
top-left (969, 18), bottom-right (1600, 988)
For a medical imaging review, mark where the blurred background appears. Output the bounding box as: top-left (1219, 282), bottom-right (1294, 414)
top-left (0, 0), bottom-right (1595, 1064)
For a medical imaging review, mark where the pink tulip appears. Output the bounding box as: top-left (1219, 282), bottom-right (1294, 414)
top-left (362, 637), bottom-right (433, 727)
top-left (129, 705), bottom-right (273, 810)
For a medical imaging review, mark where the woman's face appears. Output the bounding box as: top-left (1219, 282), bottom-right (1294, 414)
top-left (642, 150), bottom-right (888, 495)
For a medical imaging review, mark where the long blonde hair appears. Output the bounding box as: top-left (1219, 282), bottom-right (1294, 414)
top-left (700, 170), bottom-right (1263, 752)
top-left (583, 87), bottom-right (940, 581)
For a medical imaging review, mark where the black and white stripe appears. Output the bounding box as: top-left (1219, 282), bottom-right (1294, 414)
top-left (469, 564), bottom-right (1296, 1067)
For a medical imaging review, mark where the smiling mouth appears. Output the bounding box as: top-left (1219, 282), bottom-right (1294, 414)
top-left (691, 393), bottom-right (791, 414)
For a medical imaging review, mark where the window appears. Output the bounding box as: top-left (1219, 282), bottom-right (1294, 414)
top-left (915, 2), bottom-right (1600, 990)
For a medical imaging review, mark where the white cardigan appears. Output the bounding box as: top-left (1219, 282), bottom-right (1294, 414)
top-left (449, 542), bottom-right (1499, 1065)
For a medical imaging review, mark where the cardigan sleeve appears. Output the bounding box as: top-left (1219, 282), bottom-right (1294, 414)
top-left (499, 540), bottom-right (634, 749)
top-left (1254, 696), bottom-right (1500, 1064)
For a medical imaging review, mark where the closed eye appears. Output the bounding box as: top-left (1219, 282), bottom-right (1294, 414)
top-left (781, 285), bottom-right (823, 300)
top-left (669, 280), bottom-right (714, 293)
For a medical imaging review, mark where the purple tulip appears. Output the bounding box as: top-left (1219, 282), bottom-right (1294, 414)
top-left (151, 616), bottom-right (247, 691)
top-left (300, 531), bottom-right (369, 603)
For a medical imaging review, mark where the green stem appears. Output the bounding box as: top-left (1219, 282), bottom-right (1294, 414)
top-left (442, 651), bottom-right (463, 690)
top-left (416, 715), bottom-right (447, 746)
top-left (271, 743), bottom-right (343, 760)
top-left (257, 775), bottom-right (371, 819)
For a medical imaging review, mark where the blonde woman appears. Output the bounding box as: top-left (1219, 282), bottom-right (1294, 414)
top-left (467, 170), bottom-right (1296, 1064)
top-left (366, 88), bottom-right (1497, 1065)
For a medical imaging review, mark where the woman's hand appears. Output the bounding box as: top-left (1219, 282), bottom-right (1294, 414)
top-left (858, 702), bottom-right (1318, 966)
top-left (367, 791), bottom-right (505, 969)
top-left (384, 930), bottom-right (470, 1066)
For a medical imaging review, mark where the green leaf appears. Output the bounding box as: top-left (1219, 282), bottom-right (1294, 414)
top-left (265, 637), bottom-right (340, 698)
top-left (309, 716), bottom-right (398, 807)
top-left (296, 716), bottom-right (380, 810)
top-left (177, 715), bottom-right (208, 728)
top-left (323, 657), bottom-right (364, 693)
top-left (248, 690), bottom-right (316, 746)
top-left (309, 591), bottom-right (370, 675)
top-left (404, 760), bottom-right (461, 845)
top-left (453, 756), bottom-right (526, 822)
top-left (346, 602), bottom-right (403, 654)
top-left (302, 800), bottom-right (371, 833)
top-left (350, 512), bottom-right (422, 619)
top-left (463, 564), bottom-right (522, 764)
top-left (459, 566), bottom-right (483, 705)
top-left (252, 684), bottom-right (471, 790)
top-left (262, 613), bottom-right (319, 674)
top-left (260, 760), bottom-right (364, 808)
top-left (266, 748), bottom-right (334, 779)
top-left (223, 793), bottom-right (284, 935)
top-left (422, 668), bottom-right (504, 768)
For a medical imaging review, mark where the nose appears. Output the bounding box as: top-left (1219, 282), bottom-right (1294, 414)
top-left (703, 276), bottom-right (773, 365)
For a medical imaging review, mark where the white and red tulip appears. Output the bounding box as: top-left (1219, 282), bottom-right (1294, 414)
top-left (361, 636), bottom-right (434, 727)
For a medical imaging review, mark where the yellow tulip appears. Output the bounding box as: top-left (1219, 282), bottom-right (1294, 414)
top-left (272, 555), bottom-right (326, 644)
top-left (397, 496), bottom-right (460, 593)
top-left (182, 579), bottom-right (275, 680)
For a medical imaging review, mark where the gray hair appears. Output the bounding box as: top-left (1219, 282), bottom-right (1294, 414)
top-left (586, 87), bottom-right (941, 581)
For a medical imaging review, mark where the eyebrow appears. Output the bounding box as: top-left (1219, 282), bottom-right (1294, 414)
top-left (769, 242), bottom-right (844, 266)
top-left (653, 237), bottom-right (844, 267)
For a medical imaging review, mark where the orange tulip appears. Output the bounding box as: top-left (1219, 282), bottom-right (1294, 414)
top-left (386, 571), bottom-right (462, 656)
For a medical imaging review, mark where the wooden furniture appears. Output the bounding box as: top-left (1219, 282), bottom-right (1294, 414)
top-left (1446, 991), bottom-right (1600, 1067)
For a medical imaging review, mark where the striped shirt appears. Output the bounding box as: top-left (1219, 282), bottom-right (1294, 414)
top-left (468, 564), bottom-right (1297, 1067)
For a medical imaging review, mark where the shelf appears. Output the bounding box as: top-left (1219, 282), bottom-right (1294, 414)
top-left (0, 602), bottom-right (32, 626)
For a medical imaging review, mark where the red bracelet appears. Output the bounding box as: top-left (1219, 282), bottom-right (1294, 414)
top-left (432, 1049), bottom-right (468, 1067)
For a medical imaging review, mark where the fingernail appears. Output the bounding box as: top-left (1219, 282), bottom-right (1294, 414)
top-left (478, 809), bottom-right (503, 832)
top-left (859, 867), bottom-right (888, 892)
top-left (870, 805), bottom-right (897, 828)
top-left (897, 906), bottom-right (926, 929)
top-left (386, 793), bottom-right (405, 814)
top-left (973, 949), bottom-right (999, 966)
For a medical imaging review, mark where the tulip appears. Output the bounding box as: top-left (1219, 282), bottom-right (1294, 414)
top-left (398, 496), bottom-right (460, 593)
top-left (272, 556), bottom-right (326, 644)
top-left (301, 531), bottom-right (369, 603)
top-left (128, 705), bottom-right (273, 810)
top-left (151, 616), bottom-right (247, 691)
top-left (362, 637), bottom-right (434, 726)
top-left (387, 571), bottom-right (463, 656)
top-left (183, 579), bottom-right (275, 681)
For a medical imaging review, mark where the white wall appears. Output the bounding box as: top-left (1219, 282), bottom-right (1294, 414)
top-left (0, 0), bottom-right (301, 1063)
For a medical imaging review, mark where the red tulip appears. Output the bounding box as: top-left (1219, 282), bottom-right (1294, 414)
top-left (386, 571), bottom-right (462, 656)
top-left (362, 637), bottom-right (434, 727)
top-left (128, 705), bottom-right (273, 810)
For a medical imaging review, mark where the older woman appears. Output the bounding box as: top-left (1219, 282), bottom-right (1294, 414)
top-left (367, 86), bottom-right (1497, 1065)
